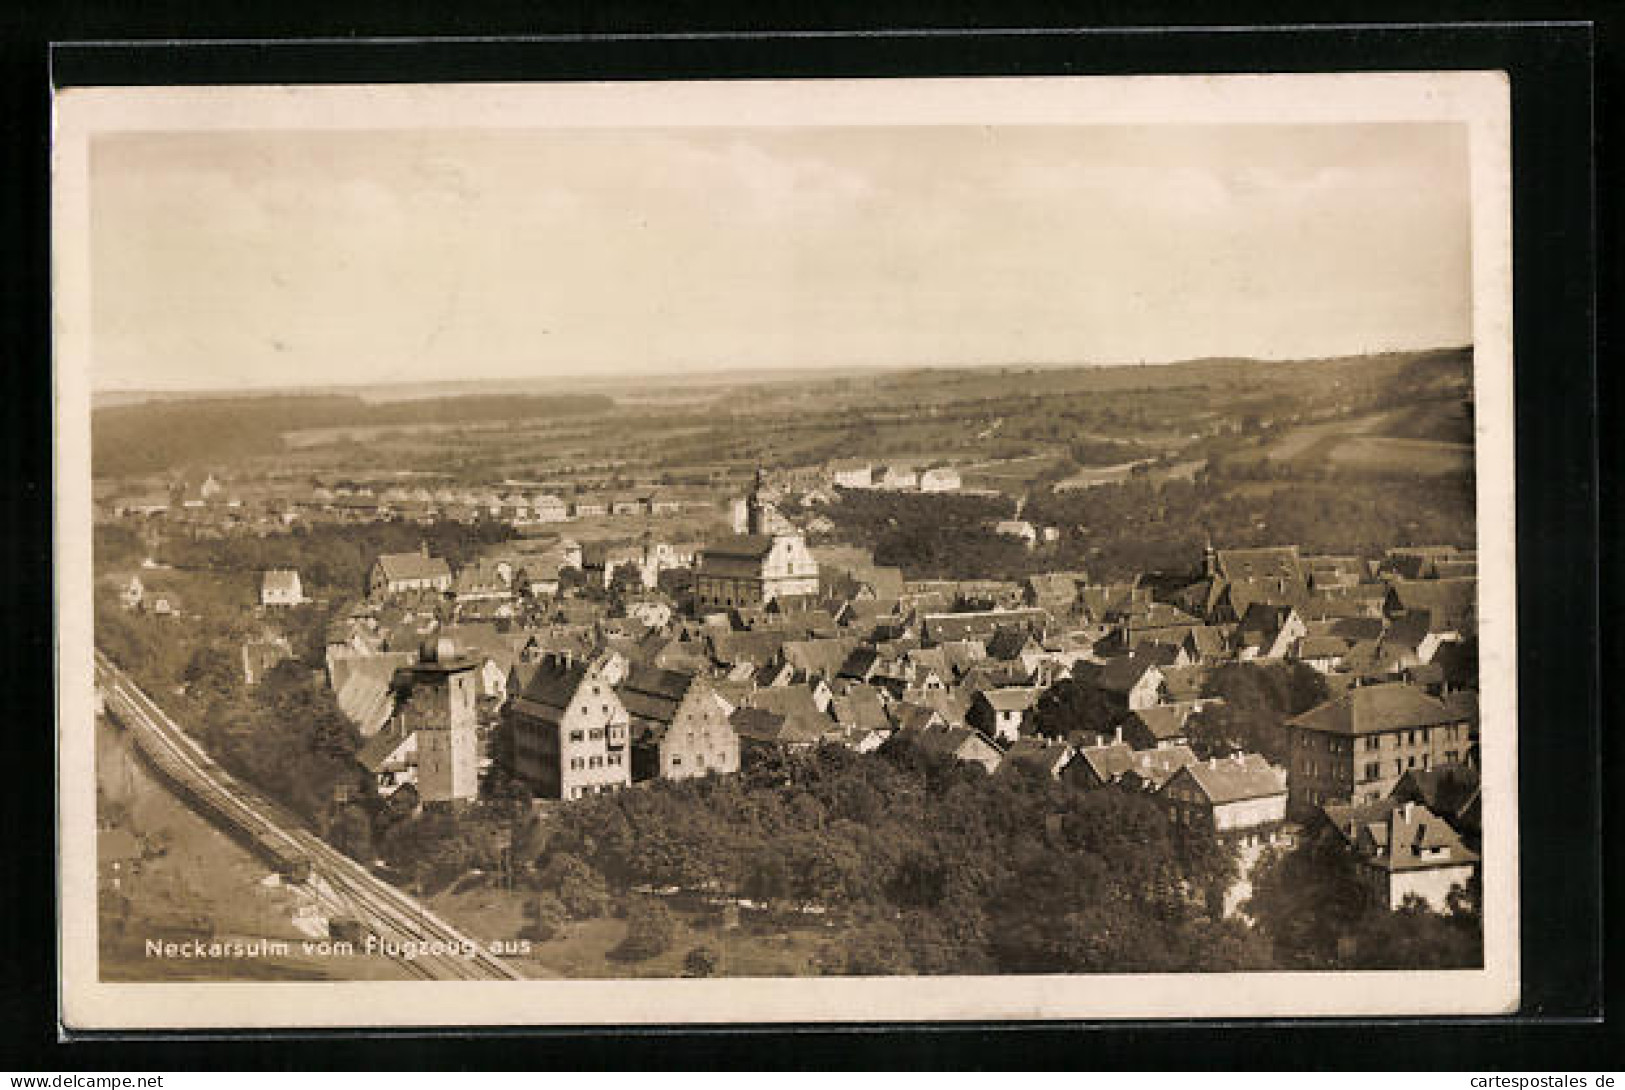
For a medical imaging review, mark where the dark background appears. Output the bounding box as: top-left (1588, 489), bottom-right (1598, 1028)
top-left (2, 3), bottom-right (1614, 1072)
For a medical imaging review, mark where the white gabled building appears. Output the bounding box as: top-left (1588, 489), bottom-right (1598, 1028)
top-left (260, 569), bottom-right (306, 608)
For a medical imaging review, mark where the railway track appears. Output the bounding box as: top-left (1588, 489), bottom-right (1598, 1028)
top-left (95, 650), bottom-right (523, 982)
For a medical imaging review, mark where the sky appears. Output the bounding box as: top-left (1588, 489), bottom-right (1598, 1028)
top-left (89, 123), bottom-right (1471, 391)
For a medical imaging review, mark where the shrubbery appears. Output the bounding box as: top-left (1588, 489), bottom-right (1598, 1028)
top-left (613, 898), bottom-right (677, 962)
top-left (525, 740), bottom-right (1248, 975)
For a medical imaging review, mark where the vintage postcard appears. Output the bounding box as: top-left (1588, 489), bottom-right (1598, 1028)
top-left (54, 71), bottom-right (1517, 1029)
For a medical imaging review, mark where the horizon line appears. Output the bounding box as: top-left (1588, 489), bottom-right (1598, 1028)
top-left (92, 343), bottom-right (1474, 399)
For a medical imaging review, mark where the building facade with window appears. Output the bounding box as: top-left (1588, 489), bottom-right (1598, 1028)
top-left (617, 666), bottom-right (740, 782)
top-left (504, 654), bottom-right (631, 800)
top-left (693, 471), bottom-right (819, 611)
top-left (1283, 681), bottom-right (1478, 816)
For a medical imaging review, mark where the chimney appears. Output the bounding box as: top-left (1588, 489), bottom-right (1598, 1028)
top-left (1208, 757), bottom-right (1217, 769)
top-left (1113, 726), bottom-right (1123, 745)
top-left (1232, 752), bottom-right (1244, 765)
top-left (1402, 801), bottom-right (1414, 823)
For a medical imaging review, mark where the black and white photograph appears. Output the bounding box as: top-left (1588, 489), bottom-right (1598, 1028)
top-left (53, 72), bottom-right (1518, 1027)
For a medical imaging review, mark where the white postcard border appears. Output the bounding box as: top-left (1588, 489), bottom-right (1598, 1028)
top-left (54, 71), bottom-right (1518, 1029)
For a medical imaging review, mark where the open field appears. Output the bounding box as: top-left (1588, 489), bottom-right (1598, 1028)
top-left (95, 349), bottom-right (1475, 499)
top-left (426, 886), bottom-right (850, 979)
top-left (97, 713), bottom-right (414, 982)
top-left (1328, 436), bottom-right (1473, 476)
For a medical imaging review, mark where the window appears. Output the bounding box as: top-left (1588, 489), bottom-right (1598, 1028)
top-left (569, 730), bottom-right (584, 743)
top-left (589, 756), bottom-right (602, 769)
top-left (1364, 762), bottom-right (1380, 780)
top-left (697, 754), bottom-right (706, 768)
top-left (671, 756), bottom-right (683, 767)
top-left (1407, 756), bottom-right (1416, 769)
top-left (589, 728), bottom-right (603, 741)
top-left (1365, 736), bottom-right (1380, 751)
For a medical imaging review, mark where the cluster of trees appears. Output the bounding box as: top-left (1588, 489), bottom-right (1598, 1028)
top-left (1067, 437), bottom-right (1153, 467)
top-left (94, 393), bottom-right (614, 477)
top-left (822, 490), bottom-right (1045, 581)
top-left (1024, 475), bottom-right (1474, 583)
top-left (196, 660), bottom-right (365, 831)
top-left (1183, 662), bottom-right (1329, 765)
top-left (821, 457), bottom-right (1471, 586)
top-left (98, 586), bottom-right (364, 832)
top-left (1024, 659), bottom-right (1326, 765)
top-left (378, 740), bottom-right (1271, 975)
top-left (157, 520), bottom-right (513, 596)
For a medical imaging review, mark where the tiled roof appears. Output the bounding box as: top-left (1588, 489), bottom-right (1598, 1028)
top-left (356, 716), bottom-right (415, 774)
top-left (921, 608), bottom-right (1049, 645)
top-left (1287, 681), bottom-right (1470, 736)
top-left (780, 637), bottom-right (859, 679)
top-left (1097, 646), bottom-right (1178, 693)
top-left (1120, 744), bottom-right (1198, 789)
top-left (890, 702), bottom-right (945, 732)
top-left (616, 665), bottom-right (698, 728)
top-left (1391, 763), bottom-right (1481, 829)
top-left (1357, 801), bottom-right (1479, 873)
top-left (986, 626), bottom-right (1041, 661)
top-left (1002, 737), bottom-right (1072, 772)
top-left (1174, 753), bottom-right (1287, 804)
top-left (1215, 546), bottom-right (1304, 583)
top-left (702, 534), bottom-right (777, 560)
top-left (743, 685), bottom-right (830, 737)
top-left (375, 552), bottom-right (451, 583)
top-left (510, 660), bottom-right (599, 728)
top-left (1072, 741), bottom-right (1138, 783)
top-left (708, 629), bottom-right (787, 668)
top-left (913, 725), bottom-right (1000, 764)
top-left (830, 687), bottom-right (889, 732)
top-left (1128, 703), bottom-right (1192, 742)
top-left (976, 686), bottom-right (1041, 713)
top-left (333, 654), bottom-right (409, 737)
top-left (1386, 578), bottom-right (1477, 632)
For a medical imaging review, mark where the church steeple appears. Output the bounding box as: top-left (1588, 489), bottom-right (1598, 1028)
top-left (747, 466), bottom-right (769, 536)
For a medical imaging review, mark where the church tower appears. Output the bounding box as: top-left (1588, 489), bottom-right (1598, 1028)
top-left (746, 467), bottom-right (769, 536)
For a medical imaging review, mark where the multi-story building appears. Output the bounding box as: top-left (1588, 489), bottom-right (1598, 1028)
top-left (1320, 798), bottom-right (1480, 911)
top-left (505, 654), bottom-right (631, 800)
top-left (1284, 681), bottom-right (1478, 814)
top-left (694, 471), bottom-right (819, 611)
top-left (1158, 753), bottom-right (1289, 846)
top-left (616, 666), bottom-right (740, 782)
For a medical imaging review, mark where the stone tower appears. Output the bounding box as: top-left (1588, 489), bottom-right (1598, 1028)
top-left (400, 637), bottom-right (481, 804)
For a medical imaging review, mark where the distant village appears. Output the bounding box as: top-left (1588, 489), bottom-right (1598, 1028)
top-left (108, 457), bottom-right (1482, 925)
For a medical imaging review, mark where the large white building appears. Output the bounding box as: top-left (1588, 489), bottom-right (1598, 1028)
top-left (694, 470), bottom-right (819, 611)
